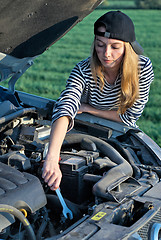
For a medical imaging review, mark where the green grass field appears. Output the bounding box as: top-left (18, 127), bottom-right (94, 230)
top-left (1, 8), bottom-right (161, 147)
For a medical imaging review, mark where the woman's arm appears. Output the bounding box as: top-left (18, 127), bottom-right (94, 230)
top-left (78, 103), bottom-right (122, 122)
top-left (42, 116), bottom-right (69, 190)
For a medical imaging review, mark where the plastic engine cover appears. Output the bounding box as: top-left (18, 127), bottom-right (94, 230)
top-left (0, 162), bottom-right (47, 229)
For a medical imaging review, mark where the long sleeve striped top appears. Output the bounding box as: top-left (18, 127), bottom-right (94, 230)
top-left (52, 55), bottom-right (154, 128)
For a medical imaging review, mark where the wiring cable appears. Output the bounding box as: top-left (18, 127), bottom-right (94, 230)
top-left (0, 204), bottom-right (36, 240)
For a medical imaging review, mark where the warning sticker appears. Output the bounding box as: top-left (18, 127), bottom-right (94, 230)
top-left (91, 212), bottom-right (107, 221)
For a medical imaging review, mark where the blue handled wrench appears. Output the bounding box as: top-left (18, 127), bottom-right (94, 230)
top-left (55, 188), bottom-right (73, 220)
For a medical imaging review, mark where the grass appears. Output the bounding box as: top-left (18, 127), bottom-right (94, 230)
top-left (98, 0), bottom-right (136, 9)
top-left (1, 8), bottom-right (161, 147)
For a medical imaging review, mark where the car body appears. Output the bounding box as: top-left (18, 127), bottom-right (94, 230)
top-left (0, 1), bottom-right (161, 239)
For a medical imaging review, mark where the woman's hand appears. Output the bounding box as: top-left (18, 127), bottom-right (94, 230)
top-left (42, 154), bottom-right (62, 190)
top-left (77, 103), bottom-right (122, 122)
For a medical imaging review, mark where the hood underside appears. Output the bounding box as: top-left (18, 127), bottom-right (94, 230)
top-left (0, 0), bottom-right (102, 59)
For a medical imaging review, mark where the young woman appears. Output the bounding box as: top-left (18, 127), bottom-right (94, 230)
top-left (42, 11), bottom-right (154, 190)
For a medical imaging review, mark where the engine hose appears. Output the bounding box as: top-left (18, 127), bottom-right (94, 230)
top-left (149, 222), bottom-right (161, 240)
top-left (64, 133), bottom-right (133, 200)
top-left (0, 204), bottom-right (36, 240)
top-left (106, 139), bottom-right (141, 179)
top-left (0, 107), bottom-right (36, 125)
top-left (123, 148), bottom-right (141, 180)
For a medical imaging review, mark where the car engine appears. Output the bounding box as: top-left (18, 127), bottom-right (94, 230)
top-left (0, 104), bottom-right (161, 240)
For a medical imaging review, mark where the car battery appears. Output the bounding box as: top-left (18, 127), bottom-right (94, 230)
top-left (59, 151), bottom-right (98, 204)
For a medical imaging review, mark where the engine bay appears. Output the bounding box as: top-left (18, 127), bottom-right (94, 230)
top-left (0, 107), bottom-right (161, 239)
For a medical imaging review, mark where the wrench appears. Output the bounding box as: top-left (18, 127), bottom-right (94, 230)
top-left (55, 188), bottom-right (73, 220)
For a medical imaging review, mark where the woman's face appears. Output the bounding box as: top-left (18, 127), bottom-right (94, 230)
top-left (95, 26), bottom-right (125, 70)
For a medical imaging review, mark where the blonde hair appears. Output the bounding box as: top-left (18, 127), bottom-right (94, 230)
top-left (90, 41), bottom-right (140, 114)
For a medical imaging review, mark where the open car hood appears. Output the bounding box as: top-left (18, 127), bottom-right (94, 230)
top-left (0, 0), bottom-right (102, 89)
top-left (0, 0), bottom-right (102, 59)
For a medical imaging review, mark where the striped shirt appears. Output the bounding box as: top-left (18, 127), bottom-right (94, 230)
top-left (52, 55), bottom-right (154, 128)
